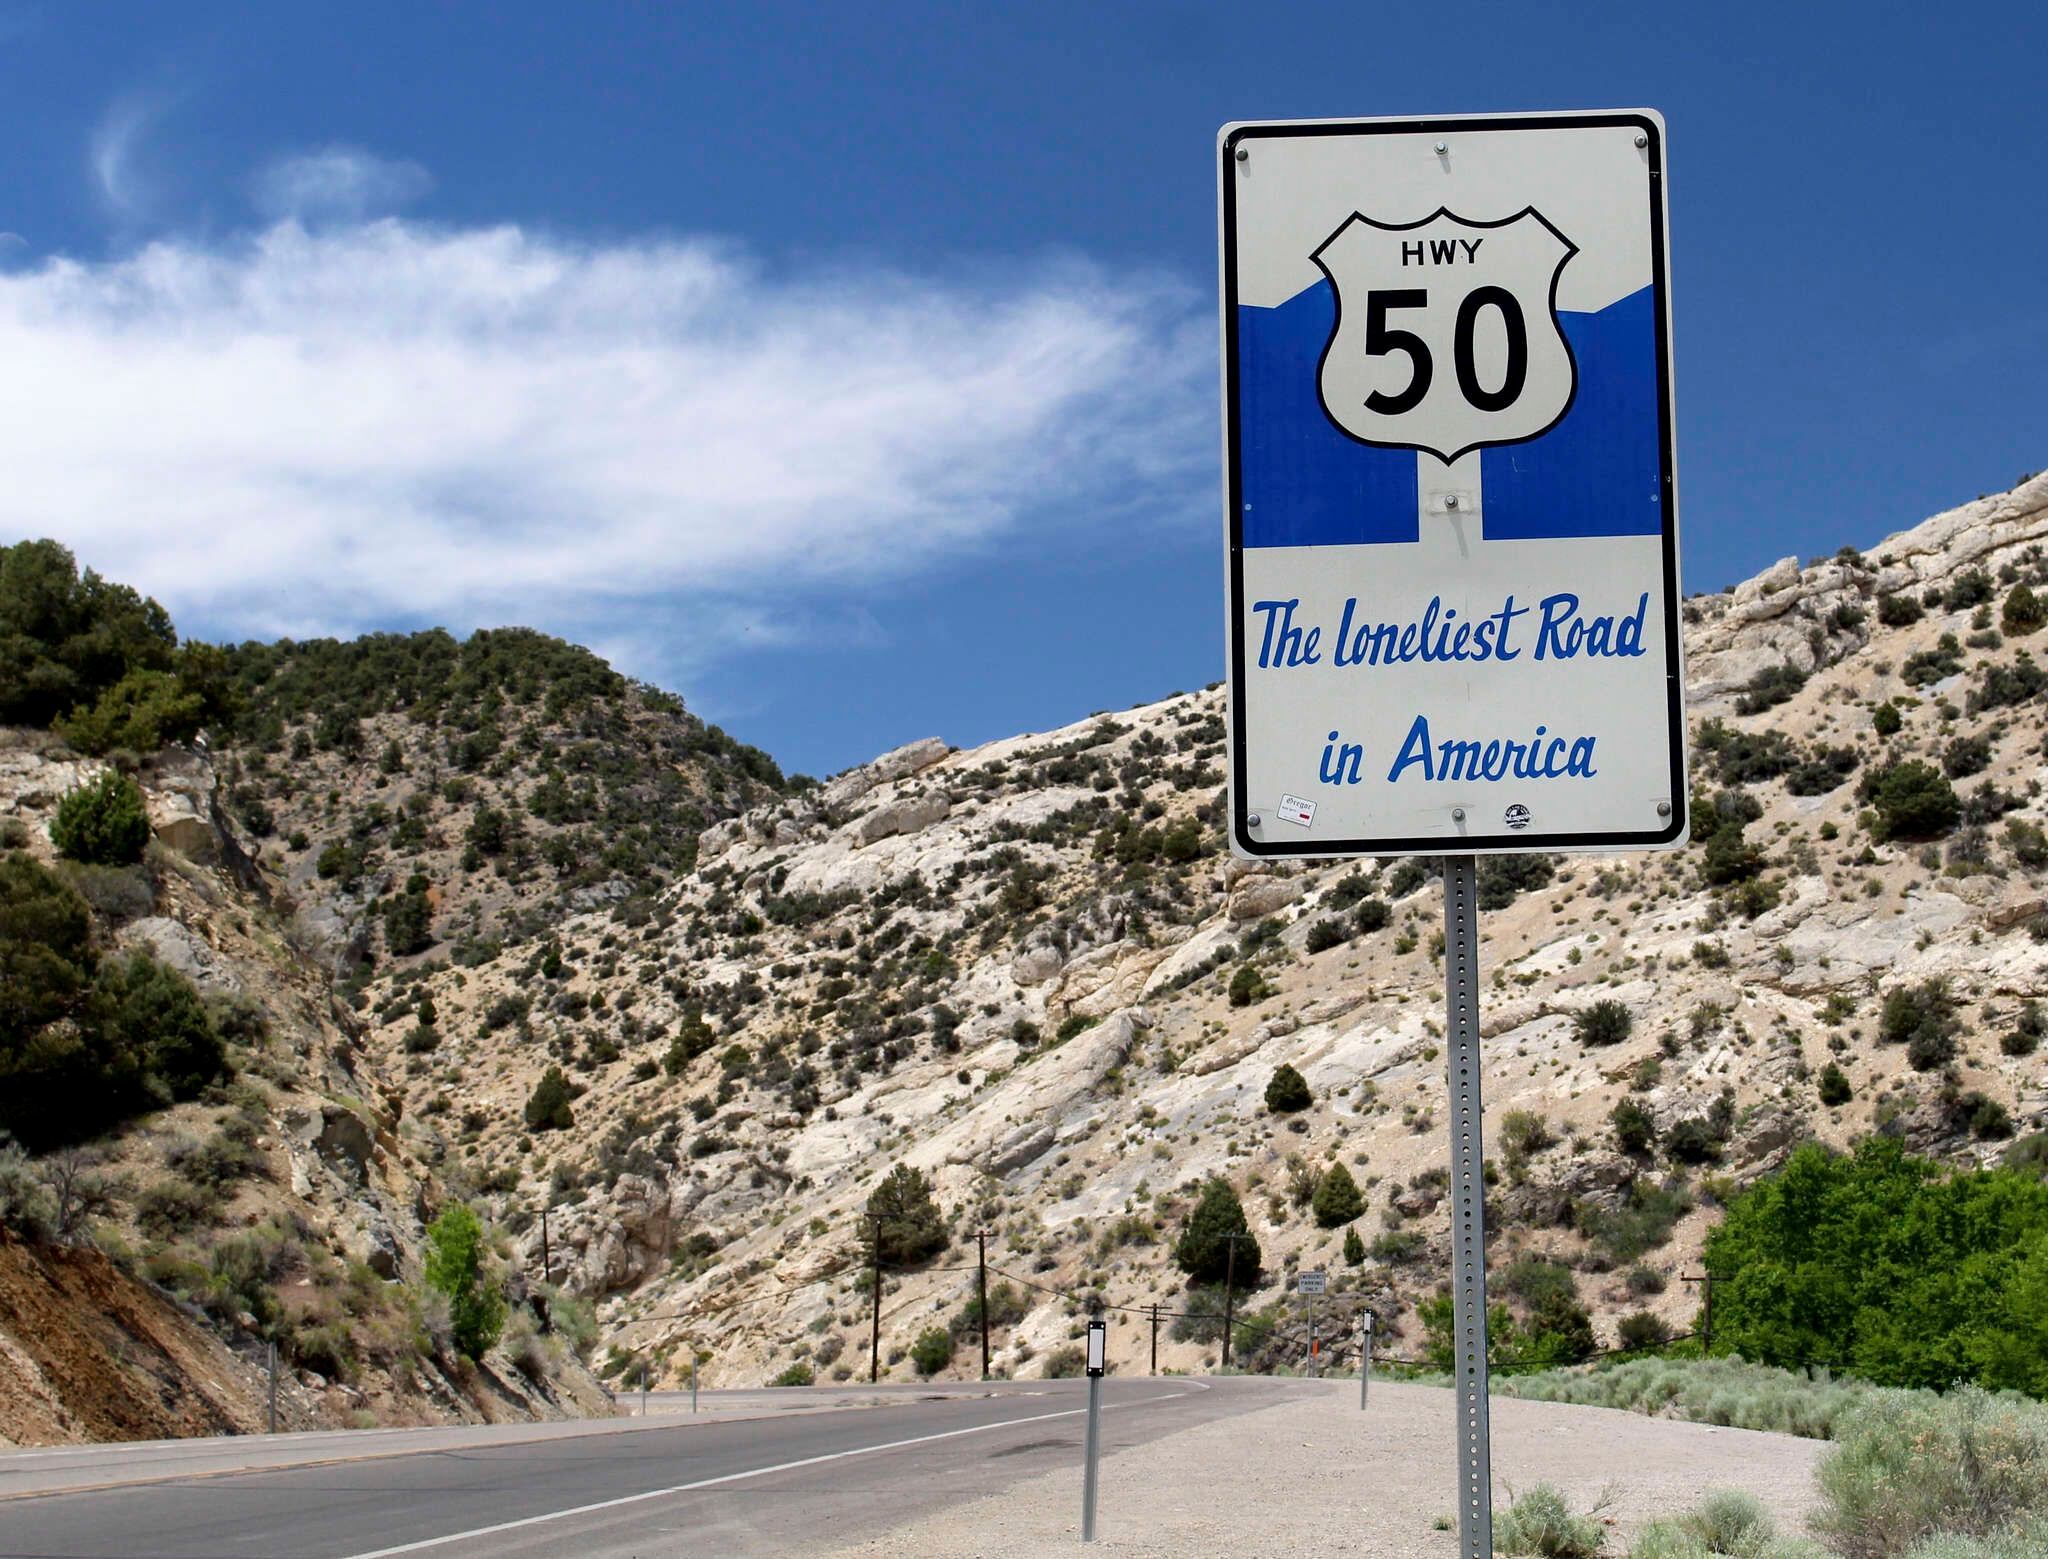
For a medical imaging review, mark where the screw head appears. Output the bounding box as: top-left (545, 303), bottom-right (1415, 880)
top-left (1657, 800), bottom-right (1673, 817)
top-left (1246, 812), bottom-right (1262, 827)
top-left (1451, 806), bottom-right (1466, 822)
top-left (1635, 132), bottom-right (1649, 148)
top-left (1434, 140), bottom-right (1448, 155)
top-left (1235, 146), bottom-right (1249, 162)
top-left (1444, 494), bottom-right (1460, 511)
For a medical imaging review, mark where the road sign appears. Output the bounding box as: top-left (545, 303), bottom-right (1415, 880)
top-left (1221, 111), bottom-right (1685, 858)
top-left (1297, 1269), bottom-right (1327, 1295)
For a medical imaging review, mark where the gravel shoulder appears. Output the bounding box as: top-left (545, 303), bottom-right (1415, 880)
top-left (812, 1378), bottom-right (1827, 1558)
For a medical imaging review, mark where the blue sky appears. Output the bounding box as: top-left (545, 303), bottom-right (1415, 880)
top-left (1, 0), bottom-right (2042, 777)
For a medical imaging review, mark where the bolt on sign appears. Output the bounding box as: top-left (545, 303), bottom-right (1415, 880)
top-left (1220, 111), bottom-right (1687, 858)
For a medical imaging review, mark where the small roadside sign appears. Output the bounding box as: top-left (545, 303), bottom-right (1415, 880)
top-left (1298, 1269), bottom-right (1327, 1295)
top-left (1220, 110), bottom-right (1686, 858)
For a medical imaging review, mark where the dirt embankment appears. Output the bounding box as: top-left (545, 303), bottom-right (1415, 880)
top-left (0, 1231), bottom-right (269, 1447)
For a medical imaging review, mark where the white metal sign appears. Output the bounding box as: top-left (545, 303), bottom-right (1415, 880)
top-left (1221, 111), bottom-right (1686, 857)
top-left (1298, 1269), bottom-right (1327, 1295)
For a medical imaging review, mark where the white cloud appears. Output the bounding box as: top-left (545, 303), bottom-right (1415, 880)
top-left (0, 220), bottom-right (1209, 659)
top-left (88, 91), bottom-right (176, 220)
top-left (251, 148), bottom-right (433, 223)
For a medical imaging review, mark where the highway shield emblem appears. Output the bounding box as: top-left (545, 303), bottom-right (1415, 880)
top-left (1312, 207), bottom-right (1578, 463)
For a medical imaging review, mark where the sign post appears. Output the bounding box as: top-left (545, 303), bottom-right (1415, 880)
top-left (1082, 1315), bottom-right (1107, 1543)
top-left (1299, 1269), bottom-right (1327, 1376)
top-left (1360, 1309), bottom-right (1374, 1410)
top-left (1219, 110), bottom-right (1686, 1559)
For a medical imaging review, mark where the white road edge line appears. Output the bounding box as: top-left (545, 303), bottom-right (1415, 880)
top-left (337, 1386), bottom-right (1200, 1559)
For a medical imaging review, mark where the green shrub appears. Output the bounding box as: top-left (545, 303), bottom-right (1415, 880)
top-left (2002, 583), bottom-right (2047, 636)
top-left (1311, 1160), bottom-right (1364, 1227)
top-left (1611, 1098), bottom-right (1657, 1155)
top-left (1498, 1355), bottom-right (1883, 1440)
top-left (910, 1325), bottom-right (953, 1377)
top-left (1041, 1344), bottom-right (1086, 1378)
top-left (1734, 663), bottom-right (1807, 716)
top-left (1617, 1310), bottom-right (1673, 1352)
top-left (55, 669), bottom-right (206, 756)
top-left (1353, 898), bottom-right (1391, 933)
top-left (422, 1203), bottom-right (505, 1362)
top-left (1342, 1226), bottom-right (1365, 1266)
top-left (1494, 1484), bottom-right (1604, 1558)
top-left (50, 770), bottom-right (151, 865)
top-left (1818, 1062), bottom-right (1853, 1105)
top-left (1813, 1387), bottom-right (2048, 1558)
top-left (1303, 918), bottom-right (1348, 954)
top-left (1264, 1064), bottom-right (1311, 1113)
top-left (1575, 1000), bottom-right (1634, 1047)
top-left (1873, 700), bottom-right (1903, 736)
top-left (1877, 592), bottom-right (1924, 628)
top-left (1879, 980), bottom-right (1959, 1071)
top-left (524, 1066), bottom-right (575, 1131)
top-left (1227, 964), bottom-right (1268, 1007)
top-left (1862, 761), bottom-right (1962, 841)
top-left (770, 1360), bottom-right (815, 1387)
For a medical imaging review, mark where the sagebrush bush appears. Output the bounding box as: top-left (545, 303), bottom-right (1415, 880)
top-left (1495, 1484), bottom-right (1604, 1558)
top-left (1813, 1387), bottom-right (2048, 1558)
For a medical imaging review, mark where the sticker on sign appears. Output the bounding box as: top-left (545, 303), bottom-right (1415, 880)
top-left (1220, 111), bottom-right (1687, 858)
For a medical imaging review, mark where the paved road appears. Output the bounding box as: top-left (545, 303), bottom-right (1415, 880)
top-left (0, 1377), bottom-right (1304, 1558)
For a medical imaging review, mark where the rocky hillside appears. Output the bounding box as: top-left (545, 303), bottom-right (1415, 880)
top-left (356, 474), bottom-right (2048, 1389)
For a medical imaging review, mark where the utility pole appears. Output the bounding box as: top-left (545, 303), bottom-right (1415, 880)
top-left (1149, 1303), bottom-right (1159, 1376)
top-left (1360, 1309), bottom-right (1373, 1410)
top-left (540, 1207), bottom-right (550, 1285)
top-left (1683, 1271), bottom-right (1716, 1354)
top-left (977, 1229), bottom-right (991, 1381)
top-left (869, 1216), bottom-right (883, 1384)
top-left (1219, 1231), bottom-right (1251, 1370)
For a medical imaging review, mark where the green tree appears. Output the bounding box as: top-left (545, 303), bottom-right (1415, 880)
top-left (1264, 1064), bottom-right (1311, 1113)
top-left (864, 1162), bottom-right (947, 1267)
top-left (1703, 1137), bottom-right (2048, 1392)
top-left (91, 950), bottom-right (227, 1102)
top-left (1342, 1226), bottom-right (1366, 1267)
top-left (1872, 700), bottom-right (1903, 736)
top-left (1817, 1062), bottom-right (1852, 1105)
top-left (0, 540), bottom-right (177, 728)
top-left (50, 770), bottom-right (151, 866)
top-left (1311, 1160), bottom-right (1365, 1227)
top-left (423, 1203), bottom-right (506, 1362)
top-left (55, 669), bottom-right (205, 756)
top-left (384, 879), bottom-right (434, 957)
top-left (524, 1065), bottom-right (575, 1131)
top-left (2003, 582), bottom-right (2047, 636)
top-left (663, 1008), bottom-right (716, 1074)
top-left (1173, 1177), bottom-right (1261, 1287)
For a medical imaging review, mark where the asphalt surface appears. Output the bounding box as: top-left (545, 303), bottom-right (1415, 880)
top-left (0, 1377), bottom-right (1305, 1558)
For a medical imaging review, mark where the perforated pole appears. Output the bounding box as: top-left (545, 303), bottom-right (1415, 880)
top-left (1443, 855), bottom-right (1493, 1556)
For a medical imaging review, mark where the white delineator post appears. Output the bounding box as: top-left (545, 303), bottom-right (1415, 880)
top-left (1443, 856), bottom-right (1493, 1555)
top-left (1081, 1315), bottom-right (1107, 1542)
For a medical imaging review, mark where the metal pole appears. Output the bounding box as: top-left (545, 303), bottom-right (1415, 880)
top-left (267, 1340), bottom-right (278, 1434)
top-left (642, 1375), bottom-right (649, 1418)
top-left (1082, 1314), bottom-right (1106, 1543)
top-left (1220, 1235), bottom-right (1238, 1371)
top-left (540, 1207), bottom-right (550, 1284)
top-left (977, 1229), bottom-right (991, 1381)
top-left (692, 1351), bottom-right (699, 1414)
top-left (870, 1217), bottom-right (883, 1384)
top-left (1149, 1304), bottom-right (1158, 1376)
top-left (1308, 1290), bottom-right (1317, 1377)
top-left (1360, 1311), bottom-right (1373, 1410)
top-left (1443, 855), bottom-right (1493, 1557)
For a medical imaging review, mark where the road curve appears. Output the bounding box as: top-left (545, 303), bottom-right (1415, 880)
top-left (0, 1376), bottom-right (1305, 1559)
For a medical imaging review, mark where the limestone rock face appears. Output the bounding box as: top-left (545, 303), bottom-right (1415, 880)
top-left (1227, 873), bottom-right (1304, 922)
top-left (856, 791), bottom-right (950, 846)
top-left (121, 917), bottom-right (243, 995)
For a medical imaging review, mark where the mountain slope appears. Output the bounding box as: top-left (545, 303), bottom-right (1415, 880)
top-left (366, 473), bottom-right (2048, 1389)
